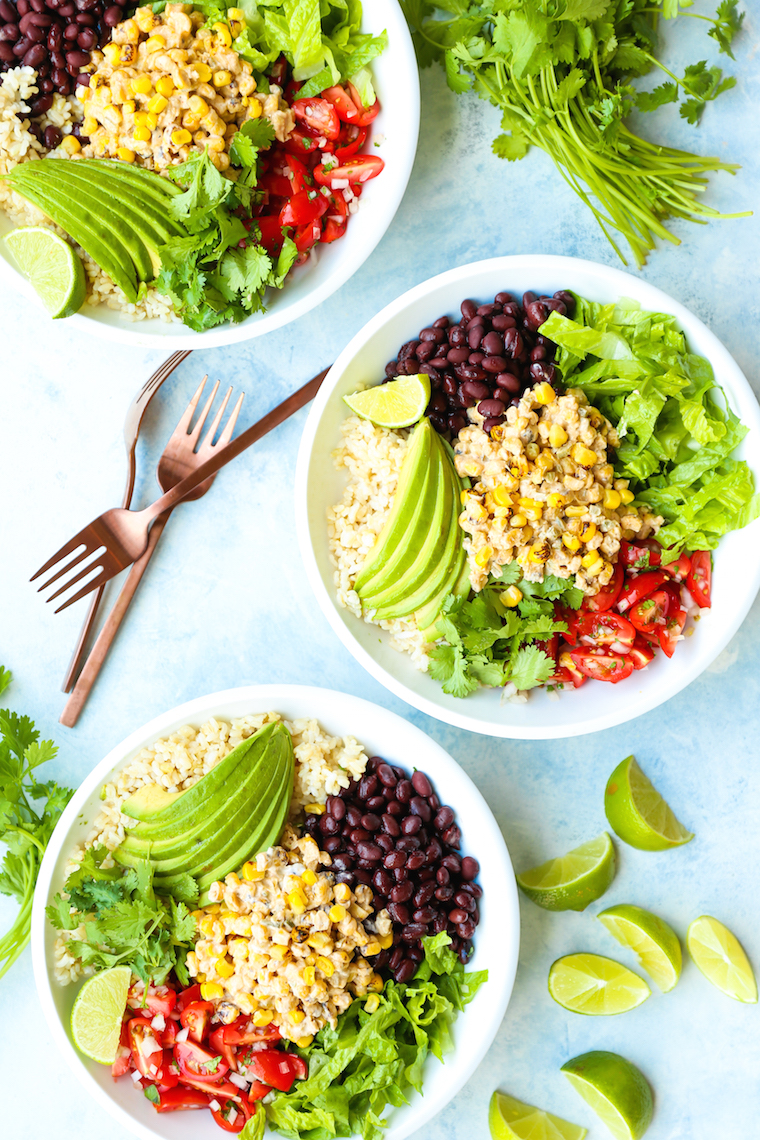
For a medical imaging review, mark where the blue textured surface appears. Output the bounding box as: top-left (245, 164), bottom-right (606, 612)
top-left (1, 7), bottom-right (759, 1139)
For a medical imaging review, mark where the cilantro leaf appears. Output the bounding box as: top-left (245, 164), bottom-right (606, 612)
top-left (509, 645), bottom-right (556, 690)
top-left (708, 0), bottom-right (744, 59)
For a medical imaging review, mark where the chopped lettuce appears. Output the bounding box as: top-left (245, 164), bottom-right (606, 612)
top-left (267, 934), bottom-right (487, 1140)
top-left (541, 298), bottom-right (760, 554)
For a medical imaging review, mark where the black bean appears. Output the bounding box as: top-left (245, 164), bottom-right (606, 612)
top-left (435, 885), bottom-right (454, 902)
top-left (418, 865), bottom-right (435, 882)
top-left (350, 828), bottom-right (369, 845)
top-left (483, 355), bottom-right (508, 374)
top-left (332, 853), bottom-right (353, 872)
top-left (401, 814), bottom-right (421, 836)
top-left (22, 41), bottom-right (45, 64)
top-left (396, 836), bottom-right (420, 853)
top-left (39, 77), bottom-right (54, 93)
top-left (358, 774), bottom-right (378, 800)
top-left (394, 959), bottom-right (416, 984)
top-left (0, 22), bottom-right (19, 39)
top-left (345, 805), bottom-right (362, 828)
top-left (460, 298), bottom-right (478, 320)
top-left (0, 39), bottom-right (14, 57)
top-left (386, 800), bottom-right (403, 817)
top-left (504, 328), bottom-right (523, 357)
top-left (384, 850), bottom-right (405, 870)
top-left (458, 942), bottom-right (472, 964)
top-left (467, 326), bottom-right (485, 351)
top-left (443, 824), bottom-right (462, 849)
top-left (492, 313), bottom-right (517, 331)
top-left (449, 908), bottom-right (468, 924)
top-left (390, 881), bottom-right (413, 904)
top-left (436, 866), bottom-right (450, 887)
top-left (433, 913), bottom-right (447, 934)
top-left (460, 856), bottom-right (480, 881)
top-left (454, 891), bottom-right (476, 913)
top-left (319, 813), bottom-right (339, 836)
top-left (441, 853), bottom-right (461, 874)
top-left (448, 413), bottom-right (467, 434)
top-left (361, 813), bottom-right (381, 832)
top-left (495, 372), bottom-right (521, 393)
top-left (63, 22), bottom-right (78, 38)
top-left (409, 796), bottom-right (431, 823)
top-left (365, 795), bottom-right (384, 812)
top-left (385, 361), bottom-right (398, 378)
top-left (0, 0), bottom-right (17, 20)
top-left (530, 361), bottom-right (556, 385)
top-left (414, 882), bottom-right (436, 907)
top-left (354, 869), bottom-right (372, 885)
top-left (397, 340), bottom-right (419, 361)
top-left (402, 923), bottom-right (428, 941)
top-left (380, 813), bottom-right (400, 838)
top-left (335, 871), bottom-right (355, 886)
top-left (393, 867), bottom-right (409, 882)
top-left (419, 326), bottom-right (446, 343)
top-left (65, 47), bottom-right (89, 66)
top-left (433, 315), bottom-right (449, 329)
top-left (357, 842), bottom-right (382, 862)
top-left (458, 919), bottom-right (476, 940)
top-left (477, 398), bottom-right (506, 419)
top-left (434, 806), bottom-right (455, 830)
top-left (326, 795), bottom-right (346, 820)
top-left (449, 324), bottom-right (466, 346)
top-left (376, 834), bottom-right (394, 854)
top-left (12, 33), bottom-right (29, 53)
top-left (477, 303), bottom-right (498, 317)
top-left (388, 901), bottom-right (410, 925)
top-left (388, 947), bottom-right (404, 971)
top-left (372, 868), bottom-right (393, 894)
top-left (426, 837), bottom-right (442, 862)
top-left (50, 48), bottom-right (65, 66)
top-left (406, 851), bottom-right (426, 871)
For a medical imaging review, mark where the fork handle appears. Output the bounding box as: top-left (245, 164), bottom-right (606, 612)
top-left (59, 510), bottom-right (172, 727)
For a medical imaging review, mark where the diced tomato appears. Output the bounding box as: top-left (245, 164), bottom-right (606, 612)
top-left (128, 1018), bottom-right (169, 1081)
top-left (620, 539), bottom-right (662, 571)
top-left (179, 1077), bottom-right (242, 1100)
top-left (321, 84), bottom-right (360, 124)
top-left (346, 82), bottom-right (381, 126)
top-left (209, 1026), bottom-right (238, 1073)
top-left (555, 604), bottom-right (581, 647)
top-left (552, 659), bottom-right (587, 689)
top-left (576, 611), bottom-right (636, 655)
top-left (154, 1086), bottom-right (210, 1113)
top-left (283, 76), bottom-right (303, 103)
top-left (687, 550), bottom-right (712, 608)
top-left (246, 1080), bottom-right (271, 1102)
top-left (662, 551), bottom-right (691, 581)
top-left (161, 1018), bottom-right (180, 1048)
top-left (249, 1049), bottom-right (300, 1092)
top-left (210, 1094), bottom-right (253, 1134)
top-left (582, 560), bottom-right (624, 612)
top-left (294, 218), bottom-right (322, 258)
top-left (259, 171), bottom-right (293, 199)
top-left (180, 1001), bottom-right (214, 1044)
top-left (629, 635), bottom-right (656, 670)
top-left (285, 1054), bottom-right (309, 1081)
top-left (321, 189), bottom-right (348, 243)
top-left (223, 1019), bottom-right (281, 1047)
top-left (628, 589), bottom-right (671, 636)
top-left (174, 1039), bottom-right (229, 1082)
top-left (262, 152), bottom-right (309, 198)
top-left (314, 155), bottom-right (384, 187)
top-left (658, 606), bottom-right (687, 658)
top-left (616, 570), bottom-right (669, 613)
top-left (282, 125), bottom-right (322, 157)
top-left (292, 96), bottom-right (340, 140)
top-left (128, 983), bottom-right (177, 1018)
top-left (279, 188), bottom-right (328, 228)
top-left (256, 216), bottom-right (286, 256)
top-left (568, 648), bottom-right (635, 684)
top-left (535, 633), bottom-right (559, 663)
top-left (334, 123), bottom-right (367, 161)
top-left (178, 985), bottom-right (202, 1011)
top-left (112, 1022), bottom-right (132, 1079)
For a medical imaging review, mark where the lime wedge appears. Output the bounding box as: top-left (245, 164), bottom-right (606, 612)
top-left (489, 1090), bottom-right (587, 1140)
top-left (71, 965), bottom-right (131, 1064)
top-left (5, 225), bottom-right (86, 319)
top-left (598, 904), bottom-right (682, 993)
top-left (516, 833), bottom-right (616, 912)
top-left (561, 1051), bottom-right (653, 1140)
top-left (343, 374), bottom-right (431, 428)
top-left (604, 756), bottom-right (693, 851)
top-left (687, 915), bottom-right (757, 1003)
top-left (549, 953), bottom-right (651, 1016)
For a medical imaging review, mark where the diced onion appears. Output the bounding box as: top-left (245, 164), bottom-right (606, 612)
top-left (142, 1035), bottom-right (163, 1056)
top-left (228, 1107), bottom-right (238, 1126)
top-left (330, 178), bottom-right (349, 190)
top-left (209, 1100), bottom-right (221, 1112)
top-left (131, 1069), bottom-right (142, 1084)
top-left (175, 1026), bottom-right (190, 1043)
top-left (150, 1014), bottom-right (165, 1031)
top-left (229, 1072), bottom-right (249, 1090)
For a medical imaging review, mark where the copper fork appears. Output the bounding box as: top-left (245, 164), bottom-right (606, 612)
top-left (59, 377), bottom-right (243, 727)
top-left (32, 369), bottom-right (328, 612)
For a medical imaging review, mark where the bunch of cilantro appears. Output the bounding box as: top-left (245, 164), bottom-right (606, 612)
top-left (47, 844), bottom-right (197, 986)
top-left (429, 568), bottom-right (582, 698)
top-left (401, 0), bottom-right (748, 267)
top-left (541, 295), bottom-right (760, 553)
top-left (0, 667), bottom-right (74, 980)
top-left (267, 933), bottom-right (487, 1140)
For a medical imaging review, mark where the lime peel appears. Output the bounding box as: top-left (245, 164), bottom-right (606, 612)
top-left (489, 1090), bottom-right (587, 1140)
top-left (70, 965), bottom-right (131, 1064)
top-left (5, 225), bottom-right (86, 319)
top-left (516, 832), bottom-right (616, 912)
top-left (598, 904), bottom-right (682, 992)
top-left (561, 1050), bottom-right (654, 1140)
top-left (687, 915), bottom-right (757, 1003)
top-left (343, 374), bottom-right (431, 428)
top-left (604, 756), bottom-right (693, 851)
top-left (548, 953), bottom-right (651, 1016)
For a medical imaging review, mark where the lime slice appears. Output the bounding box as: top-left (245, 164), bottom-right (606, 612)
top-left (71, 965), bottom-right (131, 1064)
top-left (343, 374), bottom-right (431, 428)
top-left (548, 953), bottom-right (650, 1016)
top-left (598, 904), bottom-right (682, 992)
top-left (5, 225), bottom-right (86, 319)
top-left (561, 1051), bottom-right (653, 1140)
top-left (489, 1090), bottom-right (587, 1140)
top-left (687, 915), bottom-right (757, 1003)
top-left (604, 756), bottom-right (693, 852)
top-left (516, 832), bottom-right (616, 912)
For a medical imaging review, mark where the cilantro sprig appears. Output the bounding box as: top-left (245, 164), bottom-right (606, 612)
top-left (401, 0), bottom-right (749, 267)
top-left (0, 667), bottom-right (74, 980)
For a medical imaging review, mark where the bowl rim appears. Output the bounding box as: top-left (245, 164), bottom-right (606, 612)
top-left (30, 682), bottom-right (519, 1140)
top-left (0, 0), bottom-right (420, 349)
top-left (294, 253), bottom-right (760, 739)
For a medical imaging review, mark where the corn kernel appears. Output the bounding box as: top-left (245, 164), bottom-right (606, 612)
top-left (82, 115), bottom-right (99, 135)
top-left (201, 982), bottom-right (224, 1000)
top-left (572, 444), bottom-right (598, 468)
top-left (499, 585), bottom-right (523, 608)
top-left (148, 93), bottom-right (168, 114)
top-left (270, 945), bottom-right (289, 960)
top-left (133, 125), bottom-right (152, 142)
top-left (329, 905), bottom-right (347, 923)
top-left (548, 423), bottom-right (568, 448)
top-left (120, 17), bottom-right (138, 41)
top-left (171, 128), bottom-right (192, 146)
top-left (581, 523), bottom-right (597, 543)
top-left (237, 993), bottom-right (255, 1015)
top-left (468, 498), bottom-right (488, 521)
top-left (492, 484), bottom-right (511, 508)
top-left (316, 956), bottom-right (335, 978)
top-left (132, 77), bottom-right (152, 99)
top-left (581, 551), bottom-right (603, 570)
top-left (242, 861), bottom-right (264, 881)
top-left (212, 20), bottom-right (232, 46)
top-left (229, 939), bottom-right (248, 959)
top-left (145, 113), bottom-right (158, 129)
top-left (121, 100), bottom-right (135, 114)
top-left (510, 513), bottom-right (527, 528)
top-left (378, 933), bottom-right (393, 950)
top-left (135, 8), bottom-right (158, 31)
top-left (620, 488), bottom-right (635, 504)
top-left (215, 956), bottom-right (235, 978)
top-left (533, 381), bottom-right (555, 405)
top-left (474, 545), bottom-right (492, 568)
top-left (364, 941), bottom-right (381, 956)
top-left (548, 493), bottom-right (566, 509)
top-left (333, 883), bottom-right (351, 903)
top-left (535, 450), bottom-right (555, 472)
top-left (103, 42), bottom-right (121, 65)
top-left (560, 651), bottom-right (575, 670)
top-left (301, 869), bottom-right (317, 886)
top-left (565, 505), bottom-right (586, 518)
top-left (194, 62), bottom-right (212, 82)
top-left (59, 134), bottom-right (81, 155)
top-left (155, 75), bottom-right (175, 98)
top-left (307, 932), bottom-right (331, 950)
top-left (367, 974), bottom-right (383, 992)
top-left (145, 34), bottom-right (166, 52)
top-left (529, 540), bottom-right (550, 564)
top-left (253, 1010), bottom-right (274, 1026)
top-left (116, 147), bottom-right (135, 162)
top-left (604, 489), bottom-right (622, 510)
top-left (247, 98), bottom-right (262, 119)
top-left (288, 890), bottom-right (307, 914)
top-left (365, 993), bottom-right (381, 1013)
top-left (290, 1009), bottom-right (305, 1024)
top-left (586, 557), bottom-right (605, 577)
top-left (562, 534), bottom-right (581, 552)
top-left (76, 85), bottom-right (91, 103)
top-left (198, 916), bottom-right (215, 937)
top-left (227, 6), bottom-right (245, 18)
top-left (305, 804), bottom-right (325, 816)
top-left (213, 69), bottom-right (232, 87)
top-left (296, 1034), bottom-right (314, 1048)
top-left (302, 966), bottom-right (316, 986)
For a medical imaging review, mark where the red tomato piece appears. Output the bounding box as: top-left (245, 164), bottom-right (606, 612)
top-left (282, 125), bottom-right (323, 158)
top-left (161, 1018), bottom-right (180, 1048)
top-left (180, 1001), bottom-right (214, 1044)
top-left (334, 123), bottom-right (367, 161)
top-left (321, 190), bottom-right (348, 243)
top-left (292, 96), bottom-right (341, 140)
top-left (620, 539), bottom-right (662, 571)
top-left (224, 1020), bottom-right (281, 1047)
top-left (662, 551), bottom-right (691, 581)
top-left (687, 550), bottom-right (712, 608)
top-left (154, 1086), bottom-right (210, 1113)
top-left (321, 84), bottom-right (360, 124)
top-left (128, 1018), bottom-right (168, 1080)
top-left (279, 188), bottom-right (328, 228)
top-left (112, 1022), bottom-right (132, 1079)
top-left (209, 1026), bottom-right (237, 1073)
top-left (568, 648), bottom-right (635, 684)
top-left (576, 610), bottom-right (636, 654)
top-left (174, 1039), bottom-right (229, 1083)
top-left (178, 985), bottom-right (202, 1011)
top-left (535, 633), bottom-right (559, 665)
top-left (658, 606), bottom-right (687, 658)
top-left (554, 603), bottom-right (581, 647)
top-left (285, 1054), bottom-right (309, 1081)
top-left (255, 216), bottom-right (286, 256)
top-left (629, 635), bottom-right (656, 670)
top-left (260, 171), bottom-right (293, 199)
top-left (628, 589), bottom-right (671, 636)
top-left (582, 560), bottom-right (624, 612)
top-left (128, 983), bottom-right (177, 1018)
top-left (346, 81), bottom-right (381, 126)
top-left (551, 665), bottom-right (587, 689)
top-left (294, 218), bottom-right (322, 258)
top-left (210, 1093), bottom-right (254, 1134)
top-left (247, 1080), bottom-right (271, 1102)
top-left (249, 1049), bottom-right (299, 1092)
top-left (616, 570), bottom-right (669, 613)
top-left (314, 155), bottom-right (384, 187)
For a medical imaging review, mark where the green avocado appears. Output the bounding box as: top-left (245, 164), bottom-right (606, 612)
top-left (353, 417), bottom-right (435, 594)
top-left (415, 549), bottom-right (470, 640)
top-left (83, 158), bottom-right (182, 205)
top-left (120, 784), bottom-right (181, 820)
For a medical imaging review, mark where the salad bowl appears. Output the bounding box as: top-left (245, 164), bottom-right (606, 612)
top-left (31, 684), bottom-right (518, 1140)
top-left (0, 0), bottom-right (419, 348)
top-left (295, 254), bottom-right (760, 739)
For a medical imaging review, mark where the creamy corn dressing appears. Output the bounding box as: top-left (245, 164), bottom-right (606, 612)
top-left (188, 828), bottom-right (391, 1044)
top-left (455, 384), bottom-right (662, 595)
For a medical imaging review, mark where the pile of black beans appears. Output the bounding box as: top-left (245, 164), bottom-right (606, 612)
top-left (303, 756), bottom-right (482, 984)
top-left (384, 289), bottom-right (576, 436)
top-left (0, 0), bottom-right (128, 112)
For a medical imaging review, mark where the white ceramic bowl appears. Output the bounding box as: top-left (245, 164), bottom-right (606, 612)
top-left (295, 254), bottom-right (760, 739)
top-left (31, 684), bottom-right (518, 1140)
top-left (0, 2), bottom-right (419, 348)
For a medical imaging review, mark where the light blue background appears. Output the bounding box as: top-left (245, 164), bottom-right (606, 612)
top-left (1, 6), bottom-right (758, 1138)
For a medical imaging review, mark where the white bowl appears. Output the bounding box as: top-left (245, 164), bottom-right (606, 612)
top-left (295, 254), bottom-right (760, 739)
top-left (31, 684), bottom-right (518, 1140)
top-left (0, 2), bottom-right (419, 348)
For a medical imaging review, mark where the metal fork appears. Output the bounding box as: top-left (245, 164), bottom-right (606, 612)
top-left (59, 377), bottom-right (243, 727)
top-left (62, 348), bottom-right (192, 692)
top-left (32, 369), bottom-right (329, 612)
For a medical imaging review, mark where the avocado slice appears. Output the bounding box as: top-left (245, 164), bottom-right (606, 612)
top-left (120, 784), bottom-right (181, 820)
top-left (415, 546), bottom-right (470, 639)
top-left (84, 158), bottom-right (182, 204)
top-left (6, 171), bottom-right (138, 300)
top-left (44, 161), bottom-right (186, 239)
top-left (353, 418), bottom-right (435, 594)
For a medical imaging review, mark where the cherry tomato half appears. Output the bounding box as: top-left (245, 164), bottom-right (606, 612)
top-left (686, 550), bottom-right (712, 608)
top-left (209, 1026), bottom-right (237, 1073)
top-left (249, 1049), bottom-right (300, 1092)
top-left (224, 1019), bottom-right (281, 1047)
top-left (210, 1093), bottom-right (253, 1133)
top-left (616, 570), bottom-right (669, 613)
top-left (256, 216), bottom-right (286, 256)
top-left (177, 985), bottom-right (202, 1011)
top-left (658, 605), bottom-right (687, 658)
top-left (292, 96), bottom-right (340, 140)
top-left (154, 1086), bottom-right (210, 1113)
top-left (347, 81), bottom-right (381, 126)
top-left (568, 648), bottom-right (635, 684)
top-left (334, 123), bottom-right (367, 161)
top-left (551, 664), bottom-right (587, 689)
top-left (180, 1001), bottom-right (214, 1044)
top-left (576, 611), bottom-right (636, 655)
top-left (321, 190), bottom-right (348, 243)
top-left (662, 551), bottom-right (691, 582)
top-left (128, 984), bottom-right (177, 1018)
top-left (128, 1018), bottom-right (168, 1081)
top-left (174, 1039), bottom-right (229, 1083)
top-left (582, 560), bottom-right (624, 612)
top-left (313, 155), bottom-right (384, 187)
top-left (112, 1022), bottom-right (132, 1079)
top-left (321, 84), bottom-right (360, 124)
top-left (554, 603), bottom-right (580, 646)
top-left (535, 633), bottom-right (559, 665)
top-left (629, 635), bottom-right (656, 670)
top-left (279, 188), bottom-right (328, 228)
top-left (628, 589), bottom-right (671, 636)
top-left (620, 539), bottom-right (661, 571)
top-left (282, 124), bottom-right (323, 158)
